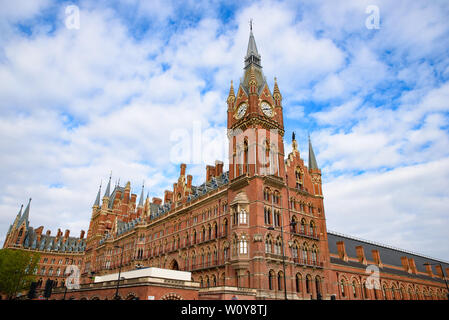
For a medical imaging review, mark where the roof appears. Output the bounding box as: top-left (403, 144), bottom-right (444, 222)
top-left (327, 230), bottom-right (449, 277)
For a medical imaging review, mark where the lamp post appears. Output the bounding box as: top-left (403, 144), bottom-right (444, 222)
top-left (423, 262), bottom-right (449, 300)
top-left (267, 220), bottom-right (297, 300)
top-left (114, 245), bottom-right (124, 300)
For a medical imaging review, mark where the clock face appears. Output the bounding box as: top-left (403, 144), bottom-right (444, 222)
top-left (261, 101), bottom-right (273, 117)
top-left (236, 103), bottom-right (247, 119)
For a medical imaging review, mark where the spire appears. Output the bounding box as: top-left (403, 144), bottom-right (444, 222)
top-left (308, 135), bottom-right (319, 170)
top-left (228, 80), bottom-right (235, 99)
top-left (13, 204), bottom-right (23, 228)
top-left (18, 198), bottom-right (31, 229)
top-left (245, 20), bottom-right (261, 69)
top-left (93, 183), bottom-right (101, 207)
top-left (138, 183), bottom-right (145, 207)
top-left (104, 174), bottom-right (112, 198)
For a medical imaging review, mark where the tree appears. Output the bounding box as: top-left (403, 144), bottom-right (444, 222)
top-left (0, 249), bottom-right (40, 299)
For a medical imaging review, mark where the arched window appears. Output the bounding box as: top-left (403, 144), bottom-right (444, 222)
top-left (315, 276), bottom-right (321, 296)
top-left (295, 274), bottom-right (302, 293)
top-left (268, 270), bottom-right (274, 290)
top-left (300, 219), bottom-right (306, 234)
top-left (277, 272), bottom-right (283, 291)
top-left (264, 207), bottom-right (271, 225)
top-left (382, 284), bottom-right (388, 300)
top-left (302, 246), bottom-right (308, 264)
top-left (363, 282), bottom-right (368, 299)
top-left (352, 281), bottom-right (357, 298)
top-left (265, 238), bottom-right (272, 253)
top-left (239, 209), bottom-right (248, 224)
top-left (239, 236), bottom-right (248, 254)
top-left (340, 279), bottom-right (346, 297)
top-left (306, 275), bottom-right (312, 294)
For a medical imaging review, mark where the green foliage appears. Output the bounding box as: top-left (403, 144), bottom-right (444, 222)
top-left (0, 249), bottom-right (40, 299)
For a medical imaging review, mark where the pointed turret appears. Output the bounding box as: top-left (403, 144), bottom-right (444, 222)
top-left (13, 204), bottom-right (23, 228)
top-left (273, 77), bottom-right (282, 106)
top-left (104, 174), bottom-right (111, 199)
top-left (93, 183), bottom-right (101, 207)
top-left (138, 183), bottom-right (145, 208)
top-left (308, 135), bottom-right (319, 170)
top-left (245, 20), bottom-right (261, 69)
top-left (17, 198), bottom-right (31, 230)
top-left (241, 23), bottom-right (266, 94)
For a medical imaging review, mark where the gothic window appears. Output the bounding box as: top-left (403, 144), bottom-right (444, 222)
top-left (296, 274), bottom-right (302, 293)
top-left (340, 279), bottom-right (346, 297)
top-left (277, 272), bottom-right (283, 290)
top-left (268, 270), bottom-right (274, 290)
top-left (300, 219), bottom-right (306, 234)
top-left (292, 245), bottom-right (299, 259)
top-left (274, 210), bottom-right (280, 227)
top-left (264, 188), bottom-right (270, 201)
top-left (382, 284), bottom-right (387, 300)
top-left (352, 281), bottom-right (357, 298)
top-left (239, 236), bottom-right (248, 254)
top-left (302, 246), bottom-right (308, 264)
top-left (239, 209), bottom-right (248, 224)
top-left (306, 275), bottom-right (312, 294)
top-left (264, 207), bottom-right (271, 225)
top-left (265, 238), bottom-right (272, 253)
top-left (363, 282), bottom-right (368, 299)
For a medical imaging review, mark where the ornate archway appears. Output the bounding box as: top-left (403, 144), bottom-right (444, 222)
top-left (161, 293), bottom-right (183, 300)
top-left (169, 259), bottom-right (179, 270)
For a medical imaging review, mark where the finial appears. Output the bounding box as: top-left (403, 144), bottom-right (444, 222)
top-left (292, 131), bottom-right (296, 141)
top-left (249, 18), bottom-right (253, 32)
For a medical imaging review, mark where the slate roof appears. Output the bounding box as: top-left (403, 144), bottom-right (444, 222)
top-left (328, 231), bottom-right (449, 279)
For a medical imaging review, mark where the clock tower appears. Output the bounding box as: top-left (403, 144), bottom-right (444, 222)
top-left (227, 26), bottom-right (285, 181)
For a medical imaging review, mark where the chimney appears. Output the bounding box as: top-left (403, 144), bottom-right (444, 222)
top-left (131, 193), bottom-right (137, 205)
top-left (64, 229), bottom-right (70, 239)
top-left (401, 256), bottom-right (411, 273)
top-left (336, 241), bottom-right (348, 261)
top-left (152, 197), bottom-right (162, 205)
top-left (355, 245), bottom-right (366, 264)
top-left (215, 160), bottom-right (223, 177)
top-left (57, 228), bottom-right (63, 237)
top-left (187, 175), bottom-right (193, 189)
top-left (35, 226), bottom-right (44, 242)
top-left (372, 250), bottom-right (382, 267)
top-left (164, 190), bottom-right (173, 204)
top-left (434, 265), bottom-right (443, 278)
top-left (80, 230), bottom-right (85, 239)
top-left (46, 230), bottom-right (51, 236)
top-left (206, 165), bottom-right (215, 182)
top-left (424, 263), bottom-right (434, 277)
top-left (408, 258), bottom-right (417, 274)
top-left (180, 163), bottom-right (186, 176)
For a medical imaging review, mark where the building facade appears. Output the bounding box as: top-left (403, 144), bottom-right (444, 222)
top-left (3, 29), bottom-right (449, 300)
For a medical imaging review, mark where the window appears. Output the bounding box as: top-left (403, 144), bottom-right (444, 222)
top-left (278, 272), bottom-right (283, 290)
top-left (296, 274), bottom-right (301, 292)
top-left (265, 239), bottom-right (272, 253)
top-left (268, 271), bottom-right (274, 290)
top-left (352, 281), bottom-right (357, 298)
top-left (239, 236), bottom-right (248, 254)
top-left (340, 280), bottom-right (346, 297)
top-left (239, 209), bottom-right (248, 224)
top-left (306, 275), bottom-right (312, 294)
top-left (264, 207), bottom-right (271, 225)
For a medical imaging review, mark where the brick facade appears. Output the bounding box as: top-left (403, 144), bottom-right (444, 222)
top-left (3, 29), bottom-right (448, 301)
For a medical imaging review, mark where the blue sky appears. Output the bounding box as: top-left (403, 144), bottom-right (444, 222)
top-left (1, 0), bottom-right (449, 261)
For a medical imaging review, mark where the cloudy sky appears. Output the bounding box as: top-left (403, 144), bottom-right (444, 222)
top-left (1, 0), bottom-right (448, 261)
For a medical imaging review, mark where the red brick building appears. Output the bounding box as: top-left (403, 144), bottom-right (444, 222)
top-left (3, 29), bottom-right (448, 300)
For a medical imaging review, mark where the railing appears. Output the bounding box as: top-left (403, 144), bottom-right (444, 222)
top-left (292, 257), bottom-right (324, 268)
top-left (290, 229), bottom-right (320, 240)
top-left (187, 257), bottom-right (227, 271)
